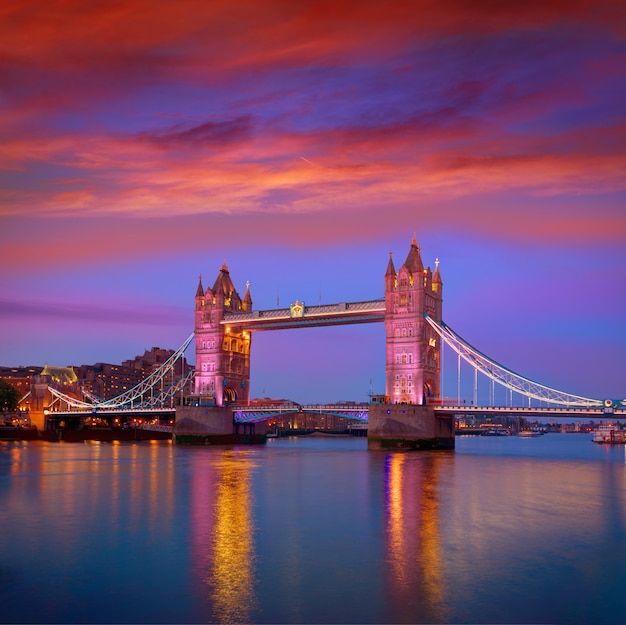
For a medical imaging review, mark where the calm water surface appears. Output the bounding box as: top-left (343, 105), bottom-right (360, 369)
top-left (1, 434), bottom-right (625, 624)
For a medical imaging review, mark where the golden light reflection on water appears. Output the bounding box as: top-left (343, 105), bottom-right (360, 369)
top-left (5, 441), bottom-right (177, 535)
top-left (147, 440), bottom-right (175, 527)
top-left (384, 453), bottom-right (447, 622)
top-left (386, 454), bottom-right (406, 585)
top-left (110, 441), bottom-right (120, 524)
top-left (191, 449), bottom-right (257, 624)
top-left (419, 459), bottom-right (445, 610)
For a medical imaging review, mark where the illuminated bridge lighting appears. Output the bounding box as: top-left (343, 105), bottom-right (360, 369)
top-left (233, 405), bottom-right (370, 424)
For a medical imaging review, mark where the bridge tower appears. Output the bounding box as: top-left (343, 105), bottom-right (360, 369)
top-left (29, 374), bottom-right (52, 431)
top-left (194, 262), bottom-right (252, 406)
top-left (384, 236), bottom-right (443, 404)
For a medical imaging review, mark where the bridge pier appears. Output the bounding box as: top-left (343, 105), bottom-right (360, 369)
top-left (173, 405), bottom-right (266, 444)
top-left (367, 404), bottom-right (455, 450)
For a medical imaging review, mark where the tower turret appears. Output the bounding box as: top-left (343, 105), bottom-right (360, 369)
top-left (385, 250), bottom-right (396, 293)
top-left (243, 281), bottom-right (252, 312)
top-left (433, 259), bottom-right (442, 291)
top-left (195, 274), bottom-right (204, 298)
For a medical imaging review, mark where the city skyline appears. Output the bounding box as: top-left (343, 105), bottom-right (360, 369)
top-left (1, 1), bottom-right (625, 404)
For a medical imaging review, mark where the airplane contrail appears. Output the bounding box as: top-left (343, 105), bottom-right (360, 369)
top-left (300, 156), bottom-right (316, 166)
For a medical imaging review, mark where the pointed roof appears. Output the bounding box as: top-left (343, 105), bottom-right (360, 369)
top-left (41, 365), bottom-right (78, 384)
top-left (385, 250), bottom-right (396, 277)
top-left (402, 235), bottom-right (423, 274)
top-left (243, 280), bottom-right (252, 309)
top-left (195, 274), bottom-right (204, 297)
top-left (212, 261), bottom-right (237, 297)
top-left (433, 258), bottom-right (442, 285)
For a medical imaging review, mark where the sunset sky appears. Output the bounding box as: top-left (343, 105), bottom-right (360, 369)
top-left (1, 0), bottom-right (625, 404)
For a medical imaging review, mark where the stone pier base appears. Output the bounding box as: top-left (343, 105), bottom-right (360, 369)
top-left (173, 405), bottom-right (266, 445)
top-left (367, 404), bottom-right (455, 450)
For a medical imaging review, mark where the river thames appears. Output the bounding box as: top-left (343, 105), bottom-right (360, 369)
top-left (1, 433), bottom-right (625, 624)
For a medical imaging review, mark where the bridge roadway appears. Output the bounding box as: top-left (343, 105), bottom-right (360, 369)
top-left (49, 403), bottom-right (625, 423)
top-left (233, 403), bottom-right (624, 423)
top-left (434, 404), bottom-right (625, 419)
top-left (48, 407), bottom-right (176, 419)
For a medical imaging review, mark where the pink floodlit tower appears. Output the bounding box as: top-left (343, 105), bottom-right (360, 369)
top-left (194, 262), bottom-right (252, 406)
top-left (384, 237), bottom-right (443, 404)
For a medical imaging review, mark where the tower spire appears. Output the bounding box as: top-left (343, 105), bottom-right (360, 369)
top-left (403, 235), bottom-right (423, 274)
top-left (243, 280), bottom-right (252, 311)
top-left (195, 274), bottom-right (204, 297)
top-left (433, 257), bottom-right (442, 291)
top-left (385, 249), bottom-right (396, 276)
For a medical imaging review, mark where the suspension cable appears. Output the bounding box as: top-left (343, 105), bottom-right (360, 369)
top-left (425, 314), bottom-right (602, 407)
top-left (96, 333), bottom-right (194, 408)
top-left (45, 334), bottom-right (194, 411)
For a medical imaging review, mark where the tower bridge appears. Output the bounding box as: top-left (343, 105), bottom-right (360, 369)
top-left (193, 236), bottom-right (443, 411)
top-left (34, 235), bottom-right (623, 447)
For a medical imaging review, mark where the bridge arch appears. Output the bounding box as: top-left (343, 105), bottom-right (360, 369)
top-left (223, 387), bottom-right (238, 404)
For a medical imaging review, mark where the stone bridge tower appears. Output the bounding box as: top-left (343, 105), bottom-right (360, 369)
top-left (194, 262), bottom-right (252, 406)
top-left (384, 236), bottom-right (443, 404)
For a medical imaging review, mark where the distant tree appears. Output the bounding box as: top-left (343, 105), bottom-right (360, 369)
top-left (0, 379), bottom-right (20, 412)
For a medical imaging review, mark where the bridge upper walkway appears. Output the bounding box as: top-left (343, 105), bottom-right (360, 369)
top-left (222, 299), bottom-right (385, 330)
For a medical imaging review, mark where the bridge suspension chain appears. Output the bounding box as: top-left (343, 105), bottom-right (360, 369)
top-left (425, 315), bottom-right (602, 407)
top-left (95, 333), bottom-right (194, 408)
top-left (81, 388), bottom-right (104, 404)
top-left (46, 334), bottom-right (194, 411)
top-left (47, 386), bottom-right (95, 410)
top-left (140, 370), bottom-right (195, 408)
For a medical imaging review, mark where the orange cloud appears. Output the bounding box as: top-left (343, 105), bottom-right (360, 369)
top-left (1, 0), bottom-right (624, 262)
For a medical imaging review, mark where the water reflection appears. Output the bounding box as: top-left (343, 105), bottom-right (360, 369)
top-left (0, 441), bottom-right (180, 624)
top-left (191, 449), bottom-right (258, 624)
top-left (384, 452), bottom-right (448, 623)
top-left (2, 437), bottom-right (625, 624)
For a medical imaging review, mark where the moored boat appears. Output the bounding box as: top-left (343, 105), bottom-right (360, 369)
top-left (592, 425), bottom-right (626, 445)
